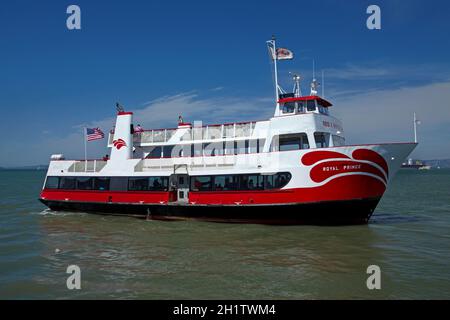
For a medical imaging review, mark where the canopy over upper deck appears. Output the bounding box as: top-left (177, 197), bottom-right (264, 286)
top-left (278, 95), bottom-right (333, 107)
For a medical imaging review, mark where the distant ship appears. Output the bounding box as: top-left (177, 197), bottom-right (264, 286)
top-left (401, 158), bottom-right (431, 170)
top-left (38, 37), bottom-right (417, 225)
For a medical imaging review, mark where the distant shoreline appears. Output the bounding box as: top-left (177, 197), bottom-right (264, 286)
top-left (0, 166), bottom-right (48, 171)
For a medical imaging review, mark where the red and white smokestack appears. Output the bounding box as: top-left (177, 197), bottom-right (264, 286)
top-left (110, 111), bottom-right (133, 162)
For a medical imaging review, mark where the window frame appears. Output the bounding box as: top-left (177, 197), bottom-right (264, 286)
top-left (44, 176), bottom-right (59, 189)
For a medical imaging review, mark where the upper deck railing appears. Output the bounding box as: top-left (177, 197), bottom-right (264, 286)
top-left (109, 121), bottom-right (257, 145)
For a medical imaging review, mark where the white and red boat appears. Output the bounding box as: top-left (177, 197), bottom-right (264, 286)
top-left (39, 38), bottom-right (416, 224)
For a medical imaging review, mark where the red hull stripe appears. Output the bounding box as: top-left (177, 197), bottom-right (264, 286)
top-left (40, 190), bottom-right (171, 204)
top-left (41, 175), bottom-right (386, 206)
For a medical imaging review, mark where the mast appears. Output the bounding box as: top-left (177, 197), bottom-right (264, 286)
top-left (84, 127), bottom-right (87, 172)
top-left (292, 73), bottom-right (301, 97)
top-left (414, 112), bottom-right (418, 143)
top-left (266, 36), bottom-right (294, 116)
top-left (322, 70), bottom-right (325, 98)
top-left (267, 36), bottom-right (280, 106)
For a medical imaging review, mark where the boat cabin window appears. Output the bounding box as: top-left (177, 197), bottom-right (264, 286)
top-left (59, 177), bottom-right (76, 190)
top-left (281, 102), bottom-right (296, 114)
top-left (240, 174), bottom-right (264, 190)
top-left (249, 139), bottom-right (266, 153)
top-left (162, 145), bottom-right (174, 158)
top-left (109, 177), bottom-right (129, 191)
top-left (203, 142), bottom-right (224, 156)
top-left (191, 176), bottom-right (213, 191)
top-left (332, 135), bottom-right (345, 147)
top-left (128, 177), bottom-right (149, 191)
top-left (317, 101), bottom-right (329, 115)
top-left (281, 101), bottom-right (309, 114)
top-left (172, 144), bottom-right (189, 157)
top-left (224, 141), bottom-right (234, 155)
top-left (45, 176), bottom-right (59, 189)
top-left (307, 100), bottom-right (316, 112)
top-left (147, 146), bottom-right (162, 158)
top-left (314, 132), bottom-right (330, 148)
top-left (265, 172), bottom-right (291, 189)
top-left (271, 133), bottom-right (309, 151)
top-left (213, 175), bottom-right (240, 191)
top-left (76, 177), bottom-right (94, 190)
top-left (94, 177), bottom-right (110, 191)
top-left (236, 140), bottom-right (249, 155)
top-left (128, 176), bottom-right (168, 191)
top-left (148, 176), bottom-right (169, 191)
top-left (192, 143), bottom-right (203, 157)
top-left (297, 101), bottom-right (306, 113)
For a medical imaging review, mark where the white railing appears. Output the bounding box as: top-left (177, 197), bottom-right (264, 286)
top-left (108, 122), bottom-right (256, 145)
top-left (68, 160), bottom-right (107, 173)
top-left (133, 129), bottom-right (177, 144)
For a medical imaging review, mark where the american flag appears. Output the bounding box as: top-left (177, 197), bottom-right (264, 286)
top-left (86, 127), bottom-right (105, 141)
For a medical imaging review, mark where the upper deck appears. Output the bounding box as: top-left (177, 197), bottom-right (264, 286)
top-left (107, 95), bottom-right (338, 148)
top-left (108, 120), bottom-right (263, 146)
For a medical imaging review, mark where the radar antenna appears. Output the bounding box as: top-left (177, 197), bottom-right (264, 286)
top-left (289, 72), bottom-right (302, 97)
top-left (310, 79), bottom-right (320, 96)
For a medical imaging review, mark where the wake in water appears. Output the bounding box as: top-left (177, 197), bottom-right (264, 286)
top-left (371, 212), bottom-right (427, 224)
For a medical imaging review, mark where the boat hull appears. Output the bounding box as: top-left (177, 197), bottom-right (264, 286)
top-left (39, 142), bottom-right (417, 225)
top-left (39, 197), bottom-right (380, 225)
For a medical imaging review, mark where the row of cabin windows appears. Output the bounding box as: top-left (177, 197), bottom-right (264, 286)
top-left (191, 172), bottom-right (292, 192)
top-left (45, 176), bottom-right (111, 191)
top-left (44, 173), bottom-right (291, 192)
top-left (281, 100), bottom-right (329, 115)
top-left (270, 132), bottom-right (345, 151)
top-left (44, 176), bottom-right (169, 192)
top-left (146, 139), bottom-right (266, 158)
top-left (142, 133), bottom-right (345, 158)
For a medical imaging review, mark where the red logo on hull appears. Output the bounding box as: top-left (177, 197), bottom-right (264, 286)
top-left (112, 139), bottom-right (127, 150)
top-left (301, 149), bottom-right (389, 185)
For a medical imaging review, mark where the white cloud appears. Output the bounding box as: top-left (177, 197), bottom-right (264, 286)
top-left (325, 62), bottom-right (450, 82)
top-left (325, 64), bottom-right (392, 80)
top-left (334, 81), bottom-right (450, 159)
top-left (16, 93), bottom-right (273, 166)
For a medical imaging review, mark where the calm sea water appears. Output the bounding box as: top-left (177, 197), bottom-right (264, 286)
top-left (0, 169), bottom-right (449, 299)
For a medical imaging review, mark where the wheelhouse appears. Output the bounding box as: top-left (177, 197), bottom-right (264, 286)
top-left (278, 95), bottom-right (332, 116)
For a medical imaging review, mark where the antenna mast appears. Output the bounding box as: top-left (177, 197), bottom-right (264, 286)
top-left (291, 73), bottom-right (302, 97)
top-left (313, 59), bottom-right (315, 80)
top-left (414, 112), bottom-right (418, 143)
top-left (322, 70), bottom-right (325, 97)
top-left (267, 35), bottom-right (280, 106)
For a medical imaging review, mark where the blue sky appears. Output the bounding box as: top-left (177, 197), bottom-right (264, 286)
top-left (1, 0), bottom-right (450, 166)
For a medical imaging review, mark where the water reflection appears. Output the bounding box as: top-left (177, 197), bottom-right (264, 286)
top-left (371, 212), bottom-right (426, 224)
top-left (37, 213), bottom-right (393, 299)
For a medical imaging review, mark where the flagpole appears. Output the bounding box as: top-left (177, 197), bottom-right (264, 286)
top-left (414, 112), bottom-right (418, 143)
top-left (272, 36), bottom-right (279, 107)
top-left (84, 127), bottom-right (87, 172)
